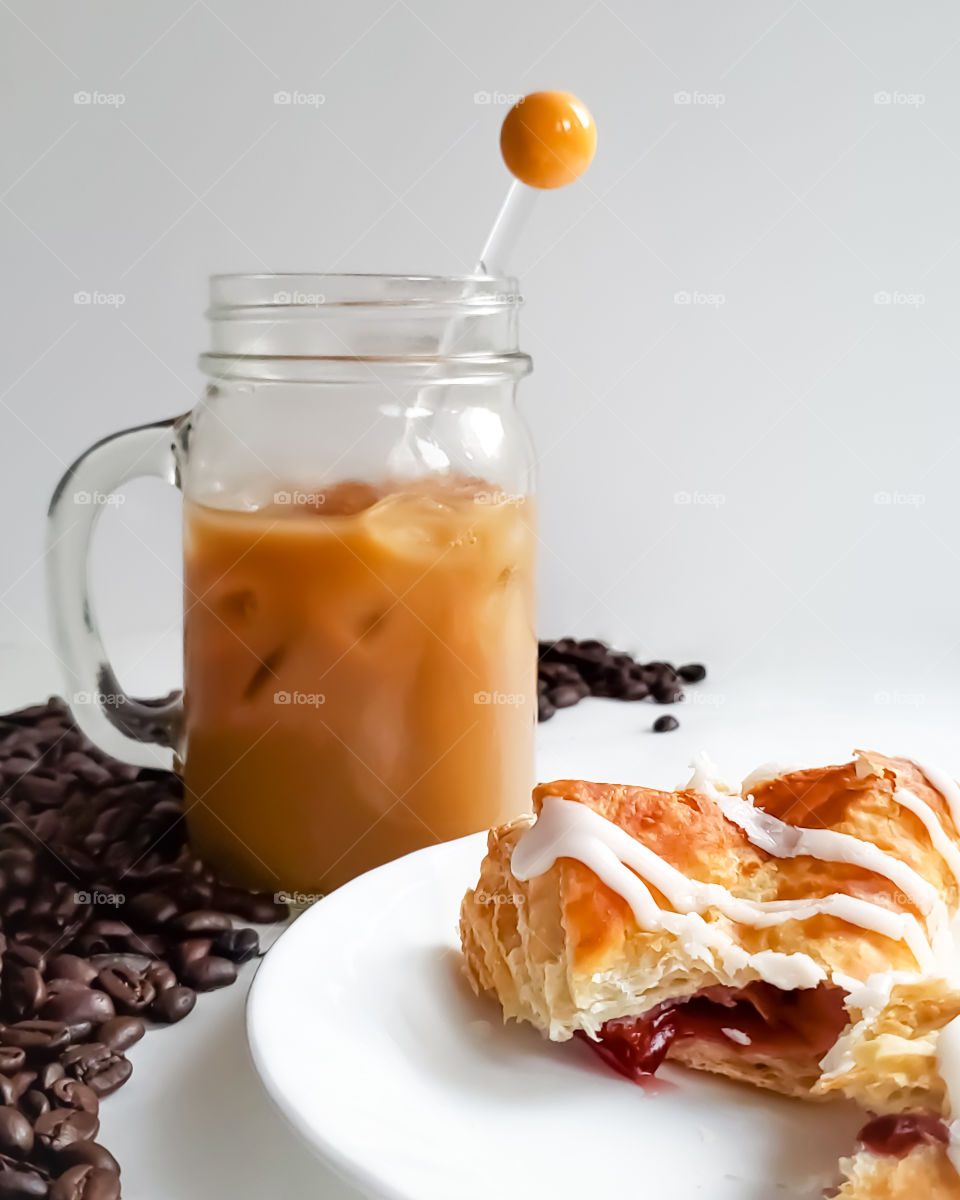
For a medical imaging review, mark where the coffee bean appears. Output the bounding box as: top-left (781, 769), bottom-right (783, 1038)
top-left (47, 1082), bottom-right (97, 1118)
top-left (33, 1109), bottom-right (99, 1153)
top-left (0, 1156), bottom-right (47, 1198)
top-left (17, 1094), bottom-right (47, 1125)
top-left (172, 910), bottom-right (233, 935)
top-left (54, 1142), bottom-right (118, 1175)
top-left (149, 986), bottom-right (195, 1024)
top-left (94, 968), bottom-right (154, 1015)
top-left (143, 964), bottom-right (175, 993)
top-left (0, 1109), bottom-right (33, 1159)
top-left (549, 685), bottom-right (582, 710)
top-left (0, 1025), bottom-right (69, 1059)
top-left (58, 1047), bottom-right (129, 1100)
top-left (0, 1053), bottom-right (26, 1077)
top-left (95, 1019), bottom-right (142, 1057)
top-left (538, 697), bottom-right (555, 722)
top-left (210, 928), bottom-right (259, 963)
top-left (42, 963), bottom-right (92, 989)
top-left (5, 970), bottom-right (47, 1023)
top-left (123, 893), bottom-right (176, 929)
top-left (32, 1067), bottom-right (62, 1094)
top-left (38, 992), bottom-right (113, 1037)
top-left (677, 663), bottom-right (706, 683)
top-left (50, 1165), bottom-right (120, 1200)
top-left (653, 715), bottom-right (679, 733)
top-left (178, 956), bottom-right (236, 993)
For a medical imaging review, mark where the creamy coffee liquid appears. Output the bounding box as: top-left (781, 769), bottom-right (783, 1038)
top-left (182, 477), bottom-right (536, 892)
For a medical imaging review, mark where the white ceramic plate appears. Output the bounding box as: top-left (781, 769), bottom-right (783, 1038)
top-left (247, 834), bottom-right (864, 1200)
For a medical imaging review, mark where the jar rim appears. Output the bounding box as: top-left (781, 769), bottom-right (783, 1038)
top-left (208, 273), bottom-right (523, 312)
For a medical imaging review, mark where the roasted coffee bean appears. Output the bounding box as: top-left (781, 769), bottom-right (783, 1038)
top-left (0, 1025), bottom-right (69, 1059)
top-left (143, 963), bottom-right (175, 993)
top-left (33, 1067), bottom-right (63, 1094)
top-left (547, 685), bottom-right (581, 709)
top-left (123, 893), bottom-right (176, 929)
top-left (58, 1047), bottom-right (130, 1099)
top-left (653, 715), bottom-right (679, 733)
top-left (172, 910), bottom-right (233, 935)
top-left (0, 1156), bottom-right (47, 1198)
top-left (4, 950), bottom-right (41, 975)
top-left (50, 1165), bottom-right (120, 1200)
top-left (94, 968), bottom-right (154, 1015)
top-left (19, 1092), bottom-right (48, 1123)
top-left (677, 662), bottom-right (706, 683)
top-left (5, 970), bottom-right (46, 1023)
top-left (537, 696), bottom-right (556, 722)
top-left (95, 1019), bottom-right (142, 1056)
top-left (53, 1142), bottom-right (117, 1175)
top-left (0, 1053), bottom-right (26, 1077)
top-left (0, 857), bottom-right (36, 897)
top-left (38, 992), bottom-right (113, 1037)
top-left (0, 1108), bottom-right (33, 1159)
top-left (33, 1109), bottom-right (99, 1153)
top-left (47, 1082), bottom-right (97, 1119)
top-left (149, 986), bottom-right (195, 1024)
top-left (170, 939), bottom-right (211, 972)
top-left (177, 955), bottom-right (236, 993)
top-left (210, 928), bottom-right (259, 963)
top-left (41, 962), bottom-right (92, 989)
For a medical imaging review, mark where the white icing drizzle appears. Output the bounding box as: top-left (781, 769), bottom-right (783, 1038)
top-left (915, 762), bottom-right (960, 836)
top-left (894, 788), bottom-right (960, 890)
top-left (722, 1027), bottom-right (751, 1046)
top-left (510, 796), bottom-right (936, 979)
top-left (688, 758), bottom-right (945, 944)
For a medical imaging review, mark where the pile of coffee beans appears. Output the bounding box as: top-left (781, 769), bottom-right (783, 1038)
top-left (537, 638), bottom-right (707, 731)
top-left (0, 697), bottom-right (287, 1198)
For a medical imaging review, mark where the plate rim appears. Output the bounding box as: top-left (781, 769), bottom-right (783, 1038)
top-left (246, 834), bottom-right (486, 1200)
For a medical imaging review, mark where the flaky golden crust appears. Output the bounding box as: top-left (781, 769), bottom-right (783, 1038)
top-left (836, 1145), bottom-right (960, 1199)
top-left (459, 753), bottom-right (960, 1109)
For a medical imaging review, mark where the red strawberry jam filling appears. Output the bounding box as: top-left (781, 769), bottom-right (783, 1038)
top-left (576, 982), bottom-right (849, 1083)
top-left (857, 1113), bottom-right (949, 1159)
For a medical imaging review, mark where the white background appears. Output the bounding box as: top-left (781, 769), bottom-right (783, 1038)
top-left (3, 3), bottom-right (960, 1197)
top-left (4, 0), bottom-right (960, 691)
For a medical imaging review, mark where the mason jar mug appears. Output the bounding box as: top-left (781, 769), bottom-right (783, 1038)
top-left (47, 275), bottom-right (537, 893)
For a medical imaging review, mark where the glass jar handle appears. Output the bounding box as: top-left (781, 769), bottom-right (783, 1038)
top-left (46, 418), bottom-right (184, 769)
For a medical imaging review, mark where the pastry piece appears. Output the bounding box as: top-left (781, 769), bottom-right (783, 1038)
top-left (836, 1114), bottom-right (958, 1198)
top-left (459, 752), bottom-right (960, 1163)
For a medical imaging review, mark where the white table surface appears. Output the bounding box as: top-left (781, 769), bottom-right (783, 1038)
top-left (3, 633), bottom-right (958, 1199)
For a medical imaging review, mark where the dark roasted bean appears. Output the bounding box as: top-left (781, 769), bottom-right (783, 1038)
top-left (0, 1024), bottom-right (69, 1058)
top-left (94, 969), bottom-right (154, 1015)
top-left (54, 1141), bottom-right (118, 1174)
top-left (653, 714), bottom-right (680, 732)
top-left (5, 970), bottom-right (46, 1023)
top-left (18, 1093), bottom-right (47, 1124)
top-left (58, 1047), bottom-right (130, 1099)
top-left (210, 928), bottom-right (259, 963)
top-left (172, 910), bottom-right (233, 935)
top-left (177, 955), bottom-right (236, 992)
top-left (123, 893), bottom-right (176, 928)
top-left (143, 963), bottom-right (175, 993)
top-left (47, 1083), bottom-right (96, 1119)
top-left (0, 1053), bottom-right (25, 1077)
top-left (94, 1019), bottom-right (142, 1056)
top-left (33, 1109), bottom-right (99, 1153)
top-left (149, 986), bottom-right (195, 1024)
top-left (33, 1066), bottom-right (63, 1093)
top-left (677, 662), bottom-right (706, 683)
top-left (0, 1156), bottom-right (47, 1198)
top-left (50, 1164), bottom-right (120, 1200)
top-left (41, 962), bottom-right (93, 989)
top-left (38, 991), bottom-right (113, 1037)
top-left (0, 1109), bottom-right (33, 1159)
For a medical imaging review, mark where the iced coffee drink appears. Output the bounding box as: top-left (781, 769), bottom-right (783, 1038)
top-left (181, 477), bottom-right (536, 893)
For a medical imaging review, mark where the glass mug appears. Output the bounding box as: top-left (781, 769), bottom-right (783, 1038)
top-left (47, 274), bottom-right (537, 894)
